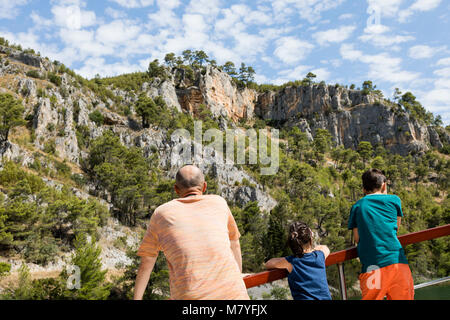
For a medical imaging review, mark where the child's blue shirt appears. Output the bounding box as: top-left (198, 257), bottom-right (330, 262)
top-left (285, 251), bottom-right (332, 300)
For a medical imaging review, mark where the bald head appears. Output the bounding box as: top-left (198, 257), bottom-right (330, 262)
top-left (175, 165), bottom-right (205, 191)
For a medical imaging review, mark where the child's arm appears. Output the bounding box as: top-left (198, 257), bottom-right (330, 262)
top-left (265, 258), bottom-right (293, 273)
top-left (352, 228), bottom-right (359, 245)
top-left (314, 245), bottom-right (330, 259)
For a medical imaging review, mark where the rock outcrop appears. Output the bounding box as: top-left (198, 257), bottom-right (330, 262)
top-left (254, 84), bottom-right (448, 156)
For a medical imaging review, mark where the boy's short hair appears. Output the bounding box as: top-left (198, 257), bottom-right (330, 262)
top-left (362, 168), bottom-right (386, 192)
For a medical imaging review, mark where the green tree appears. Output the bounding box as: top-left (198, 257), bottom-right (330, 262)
top-left (357, 141), bottom-right (373, 165)
top-left (135, 94), bottom-right (157, 128)
top-left (222, 61), bottom-right (237, 76)
top-left (238, 63), bottom-right (255, 84)
top-left (313, 129), bottom-right (332, 161)
top-left (361, 80), bottom-right (375, 95)
top-left (62, 234), bottom-right (110, 300)
top-left (164, 53), bottom-right (176, 68)
top-left (88, 110), bottom-right (104, 127)
top-left (182, 49), bottom-right (194, 65)
top-left (302, 72), bottom-right (317, 86)
top-left (147, 59), bottom-right (166, 79)
top-left (193, 50), bottom-right (208, 67)
top-left (0, 262), bottom-right (11, 278)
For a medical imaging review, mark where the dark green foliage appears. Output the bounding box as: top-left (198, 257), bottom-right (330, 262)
top-left (147, 59), bottom-right (167, 79)
top-left (86, 130), bottom-right (171, 226)
top-left (95, 72), bottom-right (151, 93)
top-left (48, 72), bottom-right (62, 87)
top-left (0, 262), bottom-right (11, 277)
top-left (109, 248), bottom-right (169, 300)
top-left (0, 161), bottom-right (108, 263)
top-left (26, 70), bottom-right (41, 79)
top-left (89, 110), bottom-right (104, 126)
top-left (239, 122), bottom-right (448, 299)
top-left (135, 94), bottom-right (158, 128)
top-left (399, 92), bottom-right (434, 124)
top-left (61, 234), bottom-right (110, 300)
top-left (0, 93), bottom-right (25, 143)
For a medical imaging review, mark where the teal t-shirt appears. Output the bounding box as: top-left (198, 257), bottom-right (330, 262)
top-left (348, 194), bottom-right (408, 273)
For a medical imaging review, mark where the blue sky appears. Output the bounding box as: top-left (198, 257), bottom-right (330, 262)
top-left (1, 0), bottom-right (449, 124)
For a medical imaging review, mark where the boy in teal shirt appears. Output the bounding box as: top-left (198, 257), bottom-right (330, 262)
top-left (348, 169), bottom-right (414, 300)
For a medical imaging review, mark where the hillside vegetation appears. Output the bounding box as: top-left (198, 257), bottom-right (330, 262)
top-left (0, 38), bottom-right (449, 300)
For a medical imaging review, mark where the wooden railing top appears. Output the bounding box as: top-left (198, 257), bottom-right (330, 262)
top-left (244, 224), bottom-right (450, 289)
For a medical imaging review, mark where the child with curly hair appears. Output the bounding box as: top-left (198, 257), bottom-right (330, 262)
top-left (265, 221), bottom-right (332, 300)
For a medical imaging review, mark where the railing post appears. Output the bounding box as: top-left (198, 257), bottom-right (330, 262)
top-left (337, 263), bottom-right (347, 300)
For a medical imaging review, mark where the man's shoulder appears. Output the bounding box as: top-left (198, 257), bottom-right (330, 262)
top-left (153, 199), bottom-right (179, 215)
top-left (204, 194), bottom-right (227, 202)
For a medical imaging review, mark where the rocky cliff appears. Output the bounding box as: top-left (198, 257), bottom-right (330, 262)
top-left (0, 47), bottom-right (277, 213)
top-left (254, 84), bottom-right (448, 156)
top-left (1, 45), bottom-right (448, 212)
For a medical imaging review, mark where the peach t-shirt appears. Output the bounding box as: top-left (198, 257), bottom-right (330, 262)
top-left (137, 194), bottom-right (249, 300)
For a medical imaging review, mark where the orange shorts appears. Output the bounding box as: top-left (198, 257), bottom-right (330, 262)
top-left (359, 263), bottom-right (414, 300)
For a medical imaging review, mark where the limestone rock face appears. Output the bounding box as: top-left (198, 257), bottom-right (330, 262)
top-left (253, 84), bottom-right (448, 156)
top-left (112, 126), bottom-right (278, 212)
top-left (200, 66), bottom-right (257, 121)
top-left (142, 78), bottom-right (182, 112)
top-left (0, 45), bottom-right (55, 72)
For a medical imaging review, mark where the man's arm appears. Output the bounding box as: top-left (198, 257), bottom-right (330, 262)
top-left (133, 256), bottom-right (157, 300)
top-left (230, 239), bottom-right (243, 273)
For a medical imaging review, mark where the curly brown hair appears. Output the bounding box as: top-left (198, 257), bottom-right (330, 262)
top-left (288, 221), bottom-right (313, 258)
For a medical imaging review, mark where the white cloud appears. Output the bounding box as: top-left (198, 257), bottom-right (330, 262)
top-left (366, 0), bottom-right (404, 18)
top-left (359, 33), bottom-right (414, 47)
top-left (96, 20), bottom-right (141, 45)
top-left (275, 0), bottom-right (346, 24)
top-left (313, 25), bottom-right (356, 46)
top-left (105, 7), bottom-right (127, 19)
top-left (436, 57), bottom-right (450, 66)
top-left (147, 0), bottom-right (182, 30)
top-left (340, 43), bottom-right (420, 84)
top-left (399, 0), bottom-right (442, 22)
top-left (310, 68), bottom-right (331, 81)
top-left (338, 13), bottom-right (353, 20)
top-left (109, 0), bottom-right (154, 8)
top-left (408, 45), bottom-right (446, 59)
top-left (433, 67), bottom-right (450, 77)
top-left (0, 0), bottom-right (28, 19)
top-left (274, 65), bottom-right (310, 85)
top-left (339, 43), bottom-right (363, 61)
top-left (185, 0), bottom-right (221, 19)
top-left (51, 4), bottom-right (97, 30)
top-left (75, 57), bottom-right (142, 79)
top-left (359, 21), bottom-right (414, 48)
top-left (274, 36), bottom-right (314, 64)
top-left (30, 11), bottom-right (53, 28)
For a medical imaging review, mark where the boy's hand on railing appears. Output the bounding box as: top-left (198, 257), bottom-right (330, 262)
top-left (242, 273), bottom-right (252, 278)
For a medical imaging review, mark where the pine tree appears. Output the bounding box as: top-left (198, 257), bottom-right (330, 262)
top-left (62, 234), bottom-right (109, 300)
top-left (0, 93), bottom-right (25, 148)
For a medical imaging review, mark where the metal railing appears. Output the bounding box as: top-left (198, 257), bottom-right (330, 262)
top-left (243, 224), bottom-right (450, 299)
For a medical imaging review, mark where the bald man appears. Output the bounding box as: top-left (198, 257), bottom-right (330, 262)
top-left (134, 165), bottom-right (249, 300)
